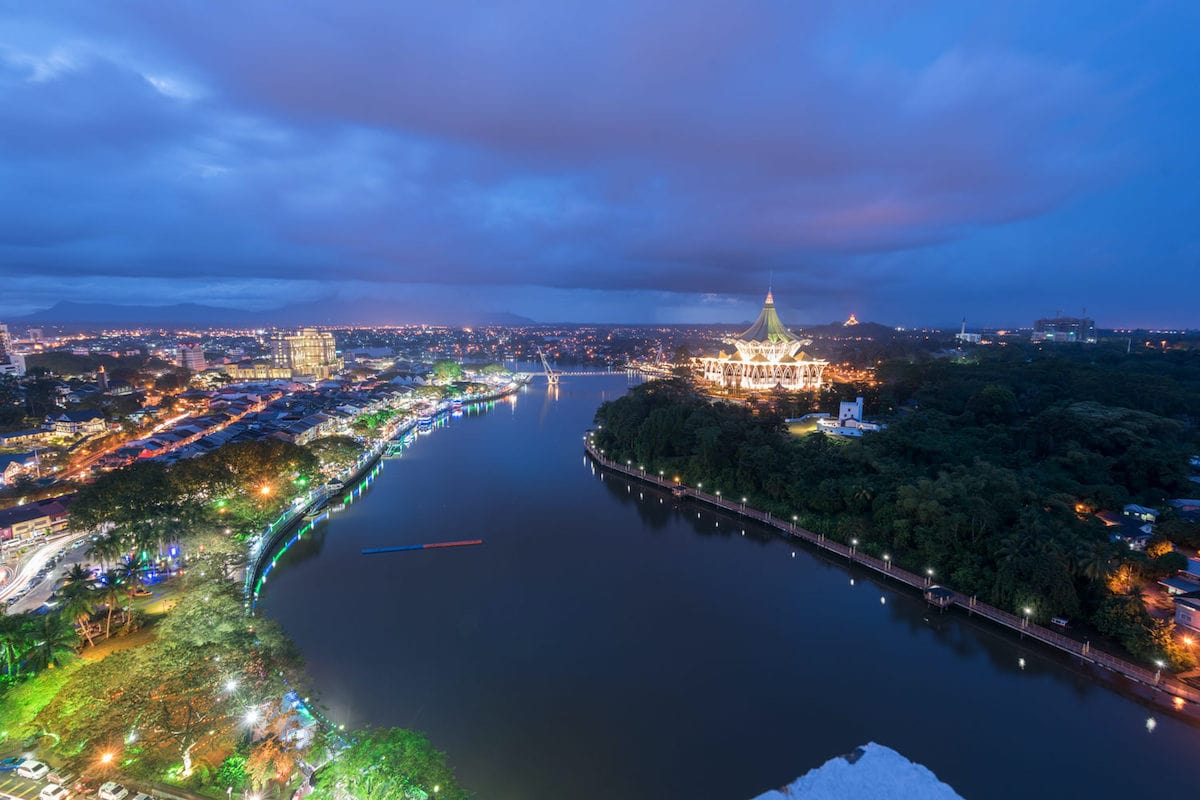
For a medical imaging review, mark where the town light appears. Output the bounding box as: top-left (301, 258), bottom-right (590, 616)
top-left (260, 485), bottom-right (271, 496)
top-left (100, 752), bottom-right (114, 764)
top-left (245, 708), bottom-right (260, 725)
top-left (225, 679), bottom-right (238, 693)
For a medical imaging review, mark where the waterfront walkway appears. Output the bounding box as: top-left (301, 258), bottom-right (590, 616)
top-left (584, 439), bottom-right (1200, 710)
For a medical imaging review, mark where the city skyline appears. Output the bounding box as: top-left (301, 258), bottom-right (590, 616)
top-left (2, 3), bottom-right (1198, 327)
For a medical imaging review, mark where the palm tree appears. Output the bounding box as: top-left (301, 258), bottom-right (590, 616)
top-left (1079, 541), bottom-right (1114, 583)
top-left (0, 615), bottom-right (31, 680)
top-left (61, 563), bottom-right (92, 597)
top-left (61, 592), bottom-right (97, 648)
top-left (98, 571), bottom-right (126, 639)
top-left (28, 614), bottom-right (76, 670)
top-left (86, 534), bottom-right (123, 571)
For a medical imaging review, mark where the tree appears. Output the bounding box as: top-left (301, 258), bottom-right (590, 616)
top-left (60, 593), bottom-right (97, 648)
top-left (307, 436), bottom-right (361, 473)
top-left (96, 572), bottom-right (126, 640)
top-left (26, 613), bottom-right (76, 671)
top-left (309, 727), bottom-right (469, 800)
top-left (432, 360), bottom-right (463, 383)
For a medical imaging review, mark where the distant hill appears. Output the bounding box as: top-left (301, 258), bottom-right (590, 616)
top-left (797, 321), bottom-right (900, 338)
top-left (15, 301), bottom-right (536, 329)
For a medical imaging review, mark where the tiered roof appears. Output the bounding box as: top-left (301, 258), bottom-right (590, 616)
top-left (738, 291), bottom-right (799, 344)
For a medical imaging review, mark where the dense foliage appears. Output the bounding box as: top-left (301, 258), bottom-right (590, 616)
top-left (594, 351), bottom-right (1200, 667)
top-left (310, 727), bottom-right (469, 800)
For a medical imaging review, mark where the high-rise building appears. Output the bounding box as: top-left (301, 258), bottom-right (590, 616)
top-left (178, 343), bottom-right (207, 372)
top-left (268, 328), bottom-right (342, 379)
top-left (0, 324), bottom-right (22, 376)
top-left (1031, 316), bottom-right (1096, 344)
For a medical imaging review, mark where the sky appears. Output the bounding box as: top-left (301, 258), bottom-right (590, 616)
top-left (1, 2), bottom-right (1197, 327)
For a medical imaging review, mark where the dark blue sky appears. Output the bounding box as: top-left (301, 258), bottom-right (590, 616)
top-left (1, 2), bottom-right (1197, 327)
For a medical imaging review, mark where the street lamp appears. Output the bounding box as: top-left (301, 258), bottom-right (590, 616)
top-left (224, 678), bottom-right (238, 693)
top-left (882, 553), bottom-right (890, 570)
top-left (850, 538), bottom-right (858, 556)
top-left (926, 567), bottom-right (934, 586)
top-left (1022, 607), bottom-right (1033, 630)
top-left (1155, 659), bottom-right (1165, 683)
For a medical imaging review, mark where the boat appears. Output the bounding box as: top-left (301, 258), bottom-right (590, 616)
top-left (417, 415), bottom-right (434, 430)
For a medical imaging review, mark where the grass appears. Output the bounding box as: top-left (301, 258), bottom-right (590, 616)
top-left (0, 658), bottom-right (84, 744)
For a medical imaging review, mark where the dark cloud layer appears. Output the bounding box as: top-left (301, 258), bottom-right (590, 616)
top-left (0, 2), bottom-right (1197, 325)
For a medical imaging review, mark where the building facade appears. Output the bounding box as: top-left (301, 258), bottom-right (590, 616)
top-left (1031, 316), bottom-right (1096, 343)
top-left (178, 343), bottom-right (207, 372)
top-left (269, 328), bottom-right (343, 380)
top-left (699, 291), bottom-right (827, 391)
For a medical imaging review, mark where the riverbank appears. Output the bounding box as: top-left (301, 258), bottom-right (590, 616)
top-left (244, 380), bottom-right (524, 606)
top-left (583, 435), bottom-right (1200, 718)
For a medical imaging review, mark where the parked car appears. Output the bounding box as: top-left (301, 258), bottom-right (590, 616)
top-left (132, 793), bottom-right (157, 800)
top-left (0, 757), bottom-right (24, 772)
top-left (18, 760), bottom-right (51, 780)
top-left (39, 785), bottom-right (70, 800)
top-left (98, 783), bottom-right (130, 800)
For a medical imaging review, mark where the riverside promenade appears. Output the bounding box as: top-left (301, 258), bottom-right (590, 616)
top-left (584, 438), bottom-right (1200, 711)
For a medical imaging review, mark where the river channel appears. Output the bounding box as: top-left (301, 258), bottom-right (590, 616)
top-left (258, 375), bottom-right (1197, 799)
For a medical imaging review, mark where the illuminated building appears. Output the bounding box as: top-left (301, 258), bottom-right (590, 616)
top-left (844, 313), bottom-right (860, 327)
top-left (178, 343), bottom-right (207, 371)
top-left (816, 397), bottom-right (885, 437)
top-left (699, 291), bottom-right (827, 391)
top-left (268, 328), bottom-right (343, 379)
top-left (226, 360), bottom-right (293, 381)
top-left (1031, 316), bottom-right (1096, 343)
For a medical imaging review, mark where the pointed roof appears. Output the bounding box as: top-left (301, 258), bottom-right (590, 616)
top-left (738, 290), bottom-right (799, 343)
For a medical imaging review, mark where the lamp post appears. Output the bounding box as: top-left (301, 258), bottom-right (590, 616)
top-left (926, 567), bottom-right (934, 587)
top-left (792, 514), bottom-right (797, 531)
top-left (882, 553), bottom-right (890, 571)
top-left (741, 496), bottom-right (747, 509)
top-left (850, 538), bottom-right (858, 558)
top-left (1155, 659), bottom-right (1165, 683)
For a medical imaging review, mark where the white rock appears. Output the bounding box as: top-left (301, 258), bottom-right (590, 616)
top-left (751, 743), bottom-right (964, 800)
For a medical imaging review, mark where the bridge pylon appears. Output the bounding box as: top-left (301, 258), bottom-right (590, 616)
top-left (537, 348), bottom-right (560, 385)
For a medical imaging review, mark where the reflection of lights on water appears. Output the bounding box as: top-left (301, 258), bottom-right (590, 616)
top-left (1174, 697), bottom-right (1185, 710)
top-left (1018, 658), bottom-right (1026, 670)
top-left (1146, 717), bottom-right (1157, 733)
top-left (850, 579), bottom-right (854, 586)
top-left (880, 596), bottom-right (886, 605)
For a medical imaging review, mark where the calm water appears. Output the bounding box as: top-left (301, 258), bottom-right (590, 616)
top-left (259, 377), bottom-right (1196, 799)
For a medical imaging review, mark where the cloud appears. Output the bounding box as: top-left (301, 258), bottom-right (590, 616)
top-left (0, 2), bottom-right (1195, 325)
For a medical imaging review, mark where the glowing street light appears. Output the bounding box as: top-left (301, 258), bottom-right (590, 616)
top-left (850, 538), bottom-right (858, 556)
top-left (225, 679), bottom-right (239, 693)
top-left (926, 567), bottom-right (935, 586)
top-left (245, 708), bottom-right (260, 725)
top-left (100, 752), bottom-right (114, 764)
top-left (259, 485), bottom-right (272, 496)
top-left (1155, 659), bottom-right (1166, 683)
top-left (882, 553), bottom-right (891, 570)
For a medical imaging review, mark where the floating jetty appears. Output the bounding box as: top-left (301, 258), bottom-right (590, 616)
top-left (361, 539), bottom-right (484, 555)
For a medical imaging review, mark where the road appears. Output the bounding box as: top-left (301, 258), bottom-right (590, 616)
top-left (0, 532), bottom-right (93, 613)
top-left (0, 770), bottom-right (45, 800)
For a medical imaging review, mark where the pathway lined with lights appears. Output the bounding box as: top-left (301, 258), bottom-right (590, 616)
top-left (584, 437), bottom-right (1200, 711)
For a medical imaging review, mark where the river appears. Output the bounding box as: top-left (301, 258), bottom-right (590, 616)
top-left (258, 375), bottom-right (1197, 799)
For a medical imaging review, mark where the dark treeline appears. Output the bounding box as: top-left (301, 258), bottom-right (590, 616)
top-left (593, 350), bottom-right (1200, 668)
